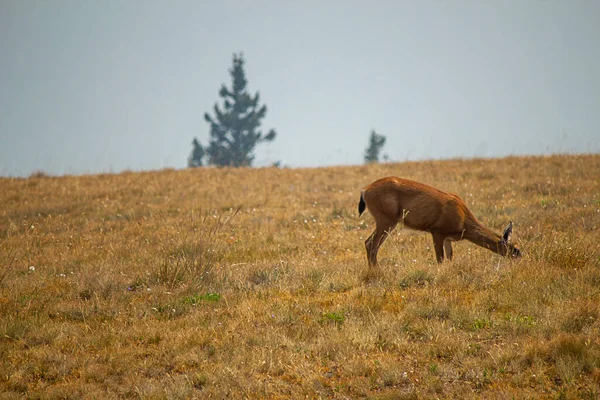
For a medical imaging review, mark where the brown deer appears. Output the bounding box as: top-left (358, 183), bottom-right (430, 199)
top-left (358, 176), bottom-right (521, 265)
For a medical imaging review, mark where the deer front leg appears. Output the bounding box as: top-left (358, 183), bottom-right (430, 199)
top-left (432, 233), bottom-right (445, 263)
top-left (443, 239), bottom-right (453, 260)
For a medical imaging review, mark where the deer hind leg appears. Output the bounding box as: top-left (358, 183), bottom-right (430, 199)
top-left (365, 220), bottom-right (397, 267)
top-left (443, 239), bottom-right (453, 260)
top-left (432, 233), bottom-right (446, 263)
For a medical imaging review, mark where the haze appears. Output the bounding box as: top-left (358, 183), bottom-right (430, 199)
top-left (1, 1), bottom-right (599, 177)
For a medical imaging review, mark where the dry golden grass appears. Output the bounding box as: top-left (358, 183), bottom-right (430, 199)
top-left (1, 155), bottom-right (600, 399)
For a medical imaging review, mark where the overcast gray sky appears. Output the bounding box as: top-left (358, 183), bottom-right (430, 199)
top-left (1, 1), bottom-right (599, 177)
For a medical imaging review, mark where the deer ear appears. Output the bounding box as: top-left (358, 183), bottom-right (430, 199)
top-left (502, 220), bottom-right (513, 243)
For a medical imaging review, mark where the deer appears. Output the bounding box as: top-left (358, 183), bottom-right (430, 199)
top-left (358, 176), bottom-right (521, 266)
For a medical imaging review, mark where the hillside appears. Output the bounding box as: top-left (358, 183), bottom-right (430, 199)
top-left (1, 155), bottom-right (600, 398)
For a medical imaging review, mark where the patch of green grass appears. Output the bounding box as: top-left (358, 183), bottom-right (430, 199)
top-left (429, 363), bottom-right (439, 374)
top-left (182, 292), bottom-right (221, 305)
top-left (471, 317), bottom-right (493, 331)
top-left (399, 269), bottom-right (433, 289)
top-left (321, 311), bottom-right (345, 326)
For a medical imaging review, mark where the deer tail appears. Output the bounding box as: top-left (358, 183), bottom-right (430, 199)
top-left (358, 191), bottom-right (366, 216)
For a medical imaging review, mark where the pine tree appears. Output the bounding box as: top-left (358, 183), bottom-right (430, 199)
top-left (188, 137), bottom-right (205, 167)
top-left (202, 53), bottom-right (276, 167)
top-left (364, 130), bottom-right (387, 164)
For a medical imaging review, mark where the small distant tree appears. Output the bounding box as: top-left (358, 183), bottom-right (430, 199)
top-left (188, 137), bottom-right (205, 167)
top-left (364, 130), bottom-right (387, 164)
top-left (198, 52), bottom-right (276, 167)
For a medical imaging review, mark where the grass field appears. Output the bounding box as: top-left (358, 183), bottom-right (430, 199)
top-left (1, 154), bottom-right (600, 399)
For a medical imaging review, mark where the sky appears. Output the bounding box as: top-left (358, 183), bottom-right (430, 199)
top-left (1, 0), bottom-right (599, 177)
